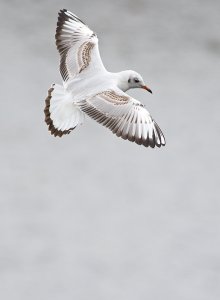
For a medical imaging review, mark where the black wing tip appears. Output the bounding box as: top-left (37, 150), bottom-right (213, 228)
top-left (122, 135), bottom-right (165, 148)
top-left (57, 9), bottom-right (86, 25)
top-left (58, 8), bottom-right (67, 15)
top-left (117, 123), bottom-right (166, 148)
top-left (153, 120), bottom-right (166, 147)
top-left (56, 9), bottom-right (87, 49)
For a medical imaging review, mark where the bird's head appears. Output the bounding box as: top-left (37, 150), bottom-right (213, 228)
top-left (117, 70), bottom-right (152, 93)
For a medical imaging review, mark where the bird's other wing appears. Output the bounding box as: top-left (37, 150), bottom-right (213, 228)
top-left (79, 88), bottom-right (166, 148)
top-left (56, 9), bottom-right (106, 82)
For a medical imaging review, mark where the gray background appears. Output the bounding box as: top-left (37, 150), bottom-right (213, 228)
top-left (1, 0), bottom-right (220, 299)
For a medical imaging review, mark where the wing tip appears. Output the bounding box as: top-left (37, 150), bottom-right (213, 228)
top-left (57, 9), bottom-right (86, 26)
top-left (153, 120), bottom-right (166, 147)
top-left (115, 119), bottom-right (166, 149)
top-left (55, 8), bottom-right (92, 57)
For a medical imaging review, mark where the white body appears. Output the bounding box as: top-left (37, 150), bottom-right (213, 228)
top-left (44, 9), bottom-right (165, 148)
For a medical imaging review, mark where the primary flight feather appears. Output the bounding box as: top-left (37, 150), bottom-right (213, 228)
top-left (44, 9), bottom-right (166, 148)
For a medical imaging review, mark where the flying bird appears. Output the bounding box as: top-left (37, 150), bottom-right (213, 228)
top-left (44, 9), bottom-right (166, 148)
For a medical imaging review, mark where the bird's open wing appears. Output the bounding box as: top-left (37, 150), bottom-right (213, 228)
top-left (56, 9), bottom-right (106, 82)
top-left (79, 88), bottom-right (166, 148)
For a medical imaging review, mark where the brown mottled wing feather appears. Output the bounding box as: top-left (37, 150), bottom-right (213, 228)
top-left (56, 9), bottom-right (106, 81)
top-left (79, 89), bottom-right (166, 148)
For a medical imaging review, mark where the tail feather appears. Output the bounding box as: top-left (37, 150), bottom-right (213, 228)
top-left (44, 84), bottom-right (84, 137)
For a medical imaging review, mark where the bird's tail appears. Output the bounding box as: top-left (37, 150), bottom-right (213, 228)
top-left (44, 84), bottom-right (84, 137)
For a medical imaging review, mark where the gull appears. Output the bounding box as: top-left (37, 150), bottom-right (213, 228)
top-left (44, 9), bottom-right (166, 148)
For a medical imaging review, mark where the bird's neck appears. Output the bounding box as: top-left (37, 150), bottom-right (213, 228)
top-left (113, 71), bottom-right (130, 92)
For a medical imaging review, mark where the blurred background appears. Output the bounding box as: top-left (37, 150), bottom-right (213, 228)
top-left (1, 0), bottom-right (220, 299)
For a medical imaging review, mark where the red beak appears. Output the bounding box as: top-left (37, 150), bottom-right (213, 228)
top-left (142, 85), bottom-right (152, 94)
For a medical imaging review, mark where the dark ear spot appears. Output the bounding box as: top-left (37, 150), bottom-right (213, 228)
top-left (128, 78), bottom-right (131, 83)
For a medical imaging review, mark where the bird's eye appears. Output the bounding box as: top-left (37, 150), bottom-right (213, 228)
top-left (128, 78), bottom-right (131, 83)
top-left (134, 78), bottom-right (139, 83)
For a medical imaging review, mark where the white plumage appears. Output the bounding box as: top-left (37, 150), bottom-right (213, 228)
top-left (44, 9), bottom-right (166, 148)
